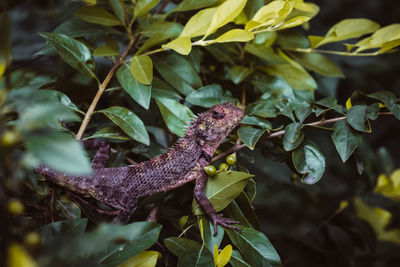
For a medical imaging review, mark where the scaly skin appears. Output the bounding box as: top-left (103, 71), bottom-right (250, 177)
top-left (36, 102), bottom-right (244, 234)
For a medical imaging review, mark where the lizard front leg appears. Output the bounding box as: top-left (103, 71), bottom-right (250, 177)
top-left (194, 170), bottom-right (240, 236)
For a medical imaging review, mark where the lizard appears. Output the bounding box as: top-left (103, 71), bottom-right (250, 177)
top-left (36, 102), bottom-right (244, 235)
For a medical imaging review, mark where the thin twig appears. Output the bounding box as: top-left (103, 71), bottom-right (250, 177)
top-left (284, 47), bottom-right (379, 57)
top-left (76, 36), bottom-right (138, 140)
top-left (211, 112), bottom-right (393, 163)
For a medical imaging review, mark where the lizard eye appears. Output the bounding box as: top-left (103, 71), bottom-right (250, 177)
top-left (212, 110), bottom-right (225, 119)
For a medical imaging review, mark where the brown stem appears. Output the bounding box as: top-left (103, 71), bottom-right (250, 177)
top-left (211, 112), bottom-right (393, 163)
top-left (76, 36), bottom-right (138, 140)
top-left (146, 203), bottom-right (160, 223)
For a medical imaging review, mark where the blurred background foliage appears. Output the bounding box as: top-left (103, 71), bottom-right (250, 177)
top-left (1, 0), bottom-right (400, 266)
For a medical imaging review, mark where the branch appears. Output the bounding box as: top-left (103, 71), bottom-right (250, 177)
top-left (210, 112), bottom-right (393, 163)
top-left (76, 36), bottom-right (139, 140)
top-left (284, 47), bottom-right (379, 57)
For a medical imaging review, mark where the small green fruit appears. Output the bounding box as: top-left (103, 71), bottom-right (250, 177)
top-left (204, 165), bottom-right (216, 176)
top-left (218, 163), bottom-right (229, 171)
top-left (226, 153), bottom-right (237, 166)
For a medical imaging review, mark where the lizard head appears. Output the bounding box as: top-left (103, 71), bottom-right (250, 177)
top-left (194, 102), bottom-right (244, 156)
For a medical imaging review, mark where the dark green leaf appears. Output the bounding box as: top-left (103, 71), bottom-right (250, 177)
top-left (137, 22), bottom-right (183, 54)
top-left (151, 77), bottom-right (182, 100)
top-left (292, 139), bottom-right (326, 184)
top-left (185, 84), bottom-right (235, 108)
top-left (76, 6), bottom-right (122, 26)
top-left (173, 0), bottom-right (219, 12)
top-left (154, 54), bottom-right (201, 95)
top-left (231, 66), bottom-right (252, 84)
top-left (247, 100), bottom-right (276, 118)
top-left (241, 116), bottom-right (272, 130)
top-left (192, 171), bottom-right (254, 214)
top-left (178, 249), bottom-right (214, 267)
top-left (99, 106), bottom-right (149, 145)
top-left (368, 91), bottom-right (400, 120)
top-left (315, 96), bottom-right (345, 114)
top-left (25, 132), bottom-right (91, 174)
top-left (224, 201), bottom-right (254, 229)
top-left (283, 122), bottom-right (303, 143)
top-left (134, 0), bottom-right (161, 18)
top-left (230, 250), bottom-right (252, 267)
top-left (85, 126), bottom-right (130, 140)
top-left (226, 226), bottom-right (281, 267)
top-left (38, 32), bottom-right (96, 78)
top-left (109, 0), bottom-right (126, 25)
top-left (164, 237), bottom-right (202, 257)
top-left (331, 120), bottom-right (363, 162)
top-left (283, 131), bottom-right (304, 151)
top-left (155, 97), bottom-right (194, 137)
top-left (54, 18), bottom-right (122, 37)
top-left (39, 218), bottom-right (88, 245)
top-left (238, 127), bottom-right (265, 150)
top-left (116, 64), bottom-right (151, 109)
top-left (197, 216), bottom-right (224, 254)
top-left (264, 64), bottom-right (317, 91)
top-left (346, 105), bottom-right (375, 132)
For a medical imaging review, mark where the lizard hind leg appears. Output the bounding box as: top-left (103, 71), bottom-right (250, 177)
top-left (111, 199), bottom-right (137, 224)
top-left (81, 140), bottom-right (111, 169)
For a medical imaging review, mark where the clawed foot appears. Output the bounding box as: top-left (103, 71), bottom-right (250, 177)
top-left (212, 213), bottom-right (240, 236)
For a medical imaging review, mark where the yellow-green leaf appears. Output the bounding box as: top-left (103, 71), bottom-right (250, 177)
top-left (315, 18), bottom-right (380, 48)
top-left (205, 0), bottom-right (247, 37)
top-left (217, 245), bottom-right (232, 267)
top-left (277, 16), bottom-right (311, 30)
top-left (210, 29), bottom-right (254, 44)
top-left (162, 37), bottom-right (192, 55)
top-left (134, 0), bottom-right (161, 18)
top-left (179, 215), bottom-right (188, 230)
top-left (118, 250), bottom-right (160, 267)
top-left (308, 35), bottom-right (324, 49)
top-left (264, 64), bottom-right (317, 91)
top-left (76, 6), bottom-right (123, 26)
top-left (8, 243), bottom-right (38, 267)
top-left (199, 219), bottom-right (205, 243)
top-left (355, 24), bottom-right (400, 52)
top-left (130, 55), bottom-right (153, 85)
top-left (93, 44), bottom-right (119, 57)
top-left (250, 0), bottom-right (286, 23)
top-left (180, 7), bottom-right (217, 38)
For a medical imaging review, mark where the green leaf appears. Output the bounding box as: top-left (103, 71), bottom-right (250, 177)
top-left (25, 132), bottom-right (91, 175)
top-left (85, 126), bottom-right (130, 140)
top-left (264, 64), bottom-right (317, 91)
top-left (76, 6), bottom-right (123, 26)
top-left (116, 64), bottom-right (151, 109)
top-left (277, 16), bottom-right (312, 30)
top-left (192, 171), bottom-right (254, 214)
top-left (94, 38), bottom-right (119, 57)
top-left (238, 127), bottom-right (265, 150)
top-left (179, 7), bottom-right (217, 38)
top-left (0, 12), bottom-right (12, 70)
top-left (292, 139), bottom-right (326, 184)
top-left (54, 18), bottom-right (122, 37)
top-left (226, 226), bottom-right (281, 267)
top-left (211, 29), bottom-right (254, 44)
top-left (315, 96), bottom-right (345, 114)
top-left (246, 100), bottom-right (276, 118)
top-left (230, 66), bottom-right (252, 84)
top-left (185, 84), bottom-right (235, 108)
top-left (346, 104), bottom-right (378, 133)
top-left (230, 250), bottom-right (252, 267)
top-left (205, 0), bottom-right (247, 37)
top-left (39, 218), bottom-right (88, 245)
top-left (331, 120), bottom-right (363, 162)
top-left (162, 37), bottom-right (192, 55)
top-left (290, 52), bottom-right (344, 78)
top-left (38, 32), bottom-right (96, 78)
top-left (283, 122), bottom-right (303, 143)
top-left (99, 106), bottom-right (149, 145)
top-left (241, 116), bottom-right (271, 130)
top-left (173, 0), bottom-right (219, 12)
top-left (197, 216), bottom-right (224, 254)
top-left (164, 237), bottom-right (214, 267)
top-left (134, 0), bottom-right (161, 18)
top-left (99, 223), bottom-right (162, 267)
top-left (153, 54), bottom-right (201, 95)
top-left (283, 131), bottom-right (304, 151)
top-left (151, 77), bottom-right (182, 100)
top-left (368, 91), bottom-right (400, 120)
top-left (137, 22), bottom-right (183, 54)
top-left (130, 55), bottom-right (153, 85)
top-left (155, 97), bottom-right (194, 137)
top-left (109, 0), bottom-right (126, 25)
top-left (315, 18), bottom-right (380, 48)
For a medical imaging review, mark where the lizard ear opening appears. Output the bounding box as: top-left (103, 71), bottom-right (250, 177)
top-left (212, 110), bottom-right (225, 119)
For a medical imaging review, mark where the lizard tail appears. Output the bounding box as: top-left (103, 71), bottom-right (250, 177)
top-left (35, 166), bottom-right (94, 196)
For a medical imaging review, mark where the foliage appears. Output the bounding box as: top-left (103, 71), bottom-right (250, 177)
top-left (1, 0), bottom-right (400, 266)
